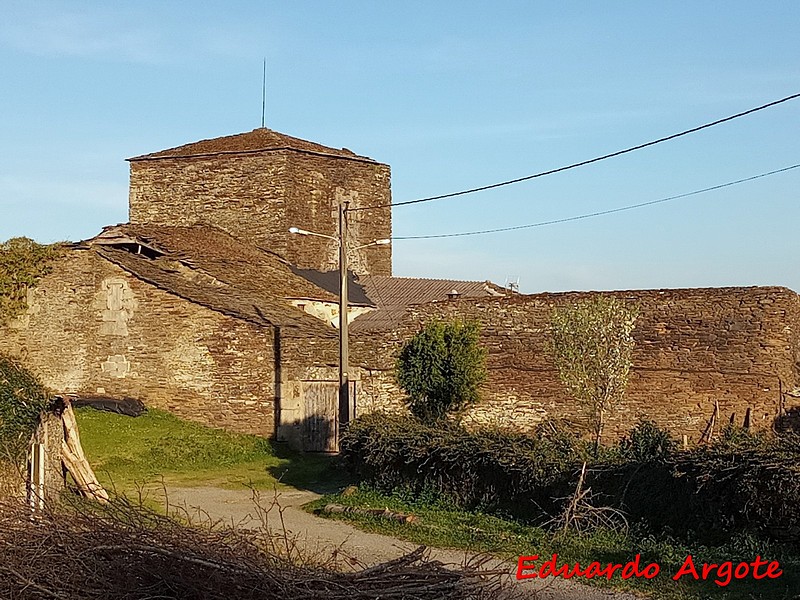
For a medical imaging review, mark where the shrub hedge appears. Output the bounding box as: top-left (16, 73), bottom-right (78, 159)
top-left (595, 439), bottom-right (800, 543)
top-left (0, 354), bottom-right (50, 462)
top-left (341, 413), bottom-right (800, 542)
top-left (341, 412), bottom-right (584, 521)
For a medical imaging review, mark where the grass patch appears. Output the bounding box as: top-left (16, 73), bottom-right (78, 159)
top-left (308, 487), bottom-right (800, 600)
top-left (76, 407), bottom-right (347, 493)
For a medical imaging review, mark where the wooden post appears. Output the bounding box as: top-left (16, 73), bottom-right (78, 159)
top-left (27, 442), bottom-right (44, 511)
top-left (26, 408), bottom-right (63, 510)
top-left (338, 197), bottom-right (351, 440)
top-left (699, 400), bottom-right (719, 445)
top-left (61, 400), bottom-right (109, 503)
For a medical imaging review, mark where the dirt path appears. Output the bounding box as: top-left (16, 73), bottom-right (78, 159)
top-left (167, 486), bottom-right (642, 600)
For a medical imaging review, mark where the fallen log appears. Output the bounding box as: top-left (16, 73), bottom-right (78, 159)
top-left (321, 503), bottom-right (417, 523)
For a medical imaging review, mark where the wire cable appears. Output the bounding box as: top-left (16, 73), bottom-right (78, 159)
top-left (392, 163), bottom-right (800, 240)
top-left (349, 92), bottom-right (800, 213)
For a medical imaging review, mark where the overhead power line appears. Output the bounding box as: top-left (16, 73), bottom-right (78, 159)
top-left (350, 91), bottom-right (800, 213)
top-left (392, 163), bottom-right (800, 240)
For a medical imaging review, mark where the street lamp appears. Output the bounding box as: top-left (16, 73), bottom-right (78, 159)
top-left (289, 205), bottom-right (390, 446)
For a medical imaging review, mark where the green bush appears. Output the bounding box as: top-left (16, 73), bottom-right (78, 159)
top-left (395, 319), bottom-right (487, 423)
top-left (618, 419), bottom-right (677, 463)
top-left (0, 355), bottom-right (49, 461)
top-left (596, 443), bottom-right (800, 543)
top-left (341, 412), bottom-right (583, 520)
top-left (713, 423), bottom-right (767, 451)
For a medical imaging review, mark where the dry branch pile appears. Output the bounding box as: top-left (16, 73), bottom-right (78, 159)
top-left (0, 497), bottom-right (512, 600)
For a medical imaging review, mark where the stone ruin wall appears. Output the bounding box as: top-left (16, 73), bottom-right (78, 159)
top-left (128, 151), bottom-right (392, 276)
top-left (351, 286), bottom-right (800, 441)
top-left (0, 250), bottom-right (278, 437)
top-left (3, 247), bottom-right (798, 445)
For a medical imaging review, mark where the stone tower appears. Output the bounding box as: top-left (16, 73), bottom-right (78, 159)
top-left (127, 128), bottom-right (392, 275)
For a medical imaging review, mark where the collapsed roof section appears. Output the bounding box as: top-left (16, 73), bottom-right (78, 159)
top-left (89, 224), bottom-right (336, 338)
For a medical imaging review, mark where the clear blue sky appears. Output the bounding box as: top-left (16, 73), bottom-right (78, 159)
top-left (1, 1), bottom-right (798, 293)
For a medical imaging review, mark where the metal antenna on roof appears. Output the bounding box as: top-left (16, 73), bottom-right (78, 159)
top-left (505, 276), bottom-right (520, 295)
top-left (261, 58), bottom-right (267, 128)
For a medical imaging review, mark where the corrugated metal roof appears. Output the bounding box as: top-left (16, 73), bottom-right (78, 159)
top-left (359, 275), bottom-right (505, 308)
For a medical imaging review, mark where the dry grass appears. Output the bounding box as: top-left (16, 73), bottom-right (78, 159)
top-left (0, 459), bottom-right (23, 501)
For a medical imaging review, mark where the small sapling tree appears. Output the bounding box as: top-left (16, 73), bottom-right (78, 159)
top-left (395, 319), bottom-right (487, 423)
top-left (550, 297), bottom-right (638, 454)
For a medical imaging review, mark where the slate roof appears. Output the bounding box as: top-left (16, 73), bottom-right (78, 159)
top-left (90, 224), bottom-right (336, 337)
top-left (128, 128), bottom-right (379, 163)
top-left (351, 275), bottom-right (507, 332)
top-left (88, 224), bottom-right (505, 336)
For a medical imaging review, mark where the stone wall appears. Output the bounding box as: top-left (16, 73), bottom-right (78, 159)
top-left (4, 249), bottom-right (797, 446)
top-left (128, 150), bottom-right (392, 275)
top-left (350, 287), bottom-right (800, 441)
top-left (0, 250), bottom-right (278, 436)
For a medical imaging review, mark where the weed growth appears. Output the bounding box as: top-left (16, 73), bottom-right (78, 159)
top-left (0, 237), bottom-right (62, 324)
top-left (0, 354), bottom-right (50, 462)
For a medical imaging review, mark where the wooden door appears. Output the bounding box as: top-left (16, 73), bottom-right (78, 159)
top-left (300, 381), bottom-right (356, 452)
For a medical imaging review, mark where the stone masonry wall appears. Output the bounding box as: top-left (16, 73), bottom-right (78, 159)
top-left (128, 151), bottom-right (392, 275)
top-left (4, 249), bottom-right (797, 446)
top-left (350, 287), bottom-right (800, 441)
top-left (0, 250), bottom-right (278, 436)
top-left (283, 153), bottom-right (392, 275)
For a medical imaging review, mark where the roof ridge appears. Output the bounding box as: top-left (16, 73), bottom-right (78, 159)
top-left (359, 274), bottom-right (490, 284)
top-left (127, 127), bottom-right (382, 163)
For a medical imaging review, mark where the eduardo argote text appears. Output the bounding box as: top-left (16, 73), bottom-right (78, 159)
top-left (516, 554), bottom-right (783, 587)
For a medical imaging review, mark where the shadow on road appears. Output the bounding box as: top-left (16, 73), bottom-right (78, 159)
top-left (267, 441), bottom-right (355, 495)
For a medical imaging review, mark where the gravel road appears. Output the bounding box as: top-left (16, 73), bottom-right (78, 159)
top-left (166, 486), bottom-right (643, 600)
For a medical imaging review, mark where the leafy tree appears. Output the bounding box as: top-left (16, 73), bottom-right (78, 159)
top-left (395, 319), bottom-right (487, 423)
top-left (550, 296), bottom-right (638, 454)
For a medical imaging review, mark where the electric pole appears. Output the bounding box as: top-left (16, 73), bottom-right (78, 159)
top-left (338, 198), bottom-right (350, 437)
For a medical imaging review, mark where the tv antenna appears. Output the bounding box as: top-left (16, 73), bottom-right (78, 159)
top-left (505, 276), bottom-right (520, 295)
top-left (261, 58), bottom-right (266, 128)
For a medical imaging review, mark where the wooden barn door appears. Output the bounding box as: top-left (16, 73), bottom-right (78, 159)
top-left (301, 381), bottom-right (356, 452)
